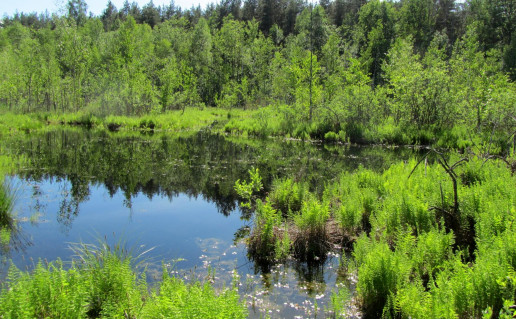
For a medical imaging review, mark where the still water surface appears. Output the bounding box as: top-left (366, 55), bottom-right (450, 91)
top-left (2, 129), bottom-right (420, 318)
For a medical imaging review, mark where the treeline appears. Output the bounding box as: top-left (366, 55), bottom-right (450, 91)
top-left (1, 0), bottom-right (516, 142)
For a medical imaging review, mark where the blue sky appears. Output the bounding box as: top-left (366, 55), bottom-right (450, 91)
top-left (2, 0), bottom-right (468, 19)
top-left (2, 0), bottom-right (213, 17)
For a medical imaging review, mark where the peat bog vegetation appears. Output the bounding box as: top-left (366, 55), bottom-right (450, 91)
top-left (2, 0), bottom-right (516, 317)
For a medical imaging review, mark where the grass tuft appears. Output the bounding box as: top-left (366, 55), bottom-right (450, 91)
top-left (0, 240), bottom-right (248, 318)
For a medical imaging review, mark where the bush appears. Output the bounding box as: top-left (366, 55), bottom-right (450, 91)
top-left (324, 131), bottom-right (339, 142)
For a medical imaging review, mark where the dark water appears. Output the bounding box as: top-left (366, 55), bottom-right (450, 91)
top-left (1, 128), bottom-right (420, 318)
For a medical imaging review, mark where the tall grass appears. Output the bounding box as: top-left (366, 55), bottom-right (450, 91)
top-left (293, 197), bottom-right (331, 261)
top-left (0, 182), bottom-right (15, 231)
top-left (0, 240), bottom-right (247, 318)
top-left (268, 178), bottom-right (306, 216)
top-left (0, 108), bottom-right (234, 134)
top-left (0, 179), bottom-right (17, 252)
top-left (247, 199), bottom-right (285, 262)
top-left (239, 155), bottom-right (516, 318)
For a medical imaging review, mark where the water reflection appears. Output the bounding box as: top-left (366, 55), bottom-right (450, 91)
top-left (5, 129), bottom-right (421, 223)
top-left (1, 128), bottom-right (422, 317)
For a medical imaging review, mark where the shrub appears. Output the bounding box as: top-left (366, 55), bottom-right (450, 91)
top-left (324, 131), bottom-right (339, 142)
top-left (234, 167), bottom-right (263, 208)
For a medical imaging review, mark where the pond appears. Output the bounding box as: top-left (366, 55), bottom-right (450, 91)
top-left (1, 128), bottom-right (421, 318)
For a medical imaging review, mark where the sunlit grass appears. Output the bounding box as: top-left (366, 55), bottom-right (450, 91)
top-left (0, 240), bottom-right (247, 318)
top-left (239, 155), bottom-right (516, 318)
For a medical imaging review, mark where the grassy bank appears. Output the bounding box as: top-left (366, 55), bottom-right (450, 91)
top-left (2, 108), bottom-right (514, 153)
top-left (0, 241), bottom-right (247, 318)
top-left (0, 108), bottom-right (237, 135)
top-left (0, 152), bottom-right (25, 253)
top-left (224, 105), bottom-right (514, 153)
top-left (238, 155), bottom-right (516, 318)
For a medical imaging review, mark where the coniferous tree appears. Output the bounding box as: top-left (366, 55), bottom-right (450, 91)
top-left (101, 1), bottom-right (118, 31)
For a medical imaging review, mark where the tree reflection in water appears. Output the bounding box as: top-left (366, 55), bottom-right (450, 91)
top-left (2, 128), bottom-right (420, 286)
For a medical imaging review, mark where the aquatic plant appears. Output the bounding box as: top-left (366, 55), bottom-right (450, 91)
top-left (141, 267), bottom-right (246, 318)
top-left (0, 180), bottom-right (18, 253)
top-left (234, 167), bottom-right (263, 208)
top-left (268, 178), bottom-right (306, 216)
top-left (0, 182), bottom-right (14, 230)
top-left (247, 199), bottom-right (283, 262)
top-left (0, 240), bottom-right (247, 318)
top-left (353, 235), bottom-right (410, 319)
top-left (293, 197), bottom-right (331, 261)
top-left (240, 154), bottom-right (516, 317)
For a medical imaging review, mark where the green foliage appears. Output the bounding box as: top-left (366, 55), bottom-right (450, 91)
top-left (327, 287), bottom-right (351, 319)
top-left (354, 236), bottom-right (410, 318)
top-left (0, 241), bottom-right (247, 318)
top-left (274, 224), bottom-right (291, 261)
top-left (241, 155), bottom-right (516, 317)
top-left (0, 260), bottom-right (89, 318)
top-left (293, 197), bottom-right (331, 260)
top-left (3, 4), bottom-right (516, 316)
top-left (0, 0), bottom-right (514, 152)
top-left (141, 266), bottom-right (247, 318)
top-left (0, 182), bottom-right (15, 230)
top-left (294, 197), bottom-right (329, 234)
top-left (234, 167), bottom-right (263, 207)
top-left (268, 178), bottom-right (306, 215)
top-left (248, 199), bottom-right (284, 261)
top-left (0, 181), bottom-right (16, 252)
top-left (68, 240), bottom-right (148, 318)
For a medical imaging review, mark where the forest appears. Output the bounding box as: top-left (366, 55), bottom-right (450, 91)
top-left (1, 0), bottom-right (516, 147)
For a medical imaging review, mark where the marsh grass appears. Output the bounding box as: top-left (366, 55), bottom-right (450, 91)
top-left (68, 239), bottom-right (152, 318)
top-left (269, 178), bottom-right (306, 216)
top-left (141, 266), bottom-right (247, 318)
top-left (247, 199), bottom-right (284, 262)
top-left (0, 240), bottom-right (247, 318)
top-left (0, 109), bottom-right (234, 135)
top-left (0, 179), bottom-right (21, 254)
top-left (247, 196), bottom-right (342, 264)
top-left (0, 182), bottom-right (15, 231)
top-left (292, 197), bottom-right (331, 261)
top-left (241, 155), bottom-right (516, 318)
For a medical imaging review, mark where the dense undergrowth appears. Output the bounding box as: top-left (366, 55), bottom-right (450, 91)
top-left (223, 105), bottom-right (515, 153)
top-left (237, 155), bottom-right (516, 318)
top-left (0, 240), bottom-right (247, 318)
